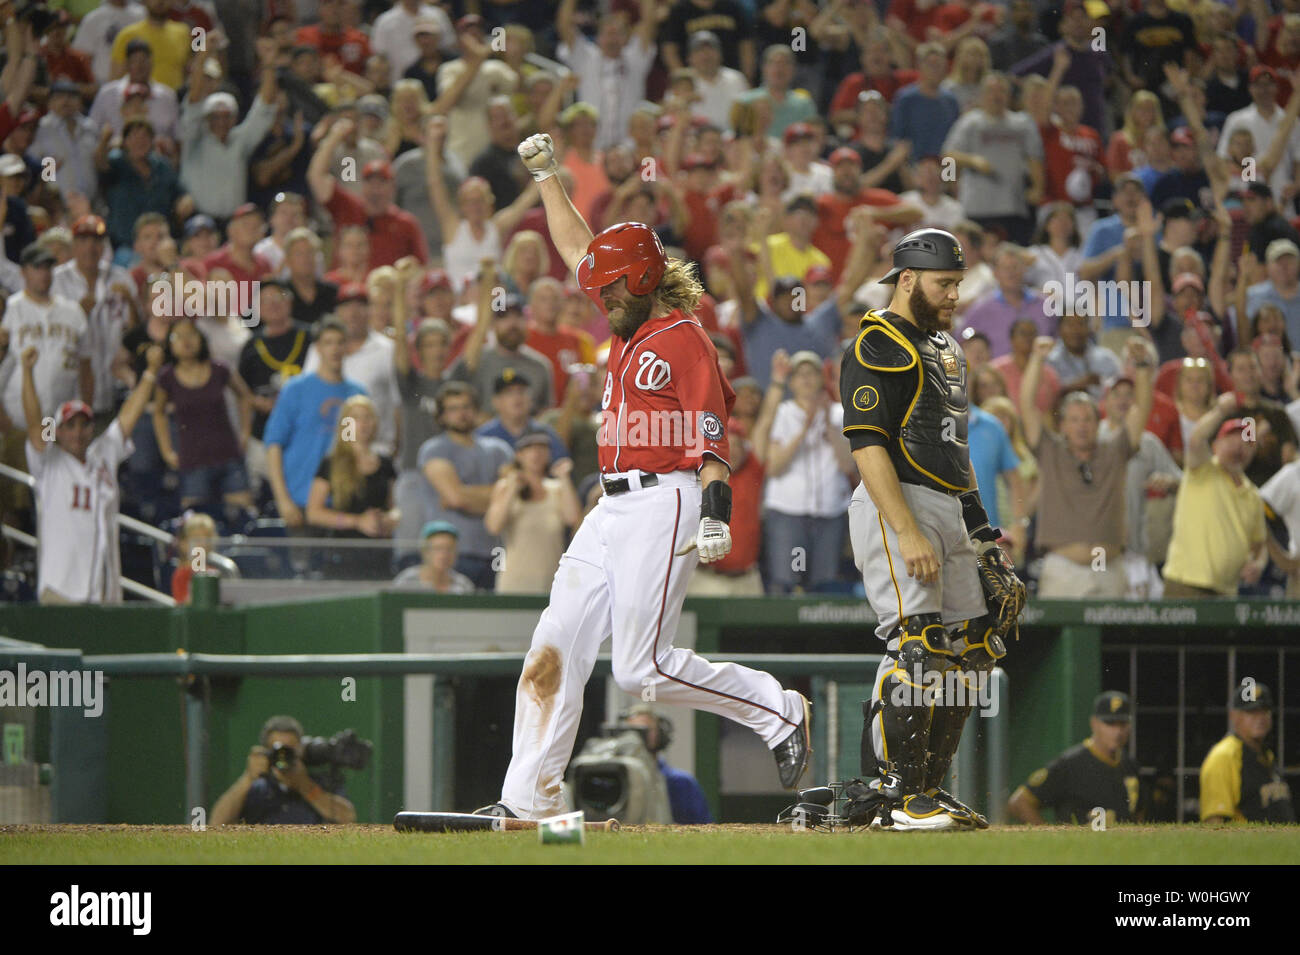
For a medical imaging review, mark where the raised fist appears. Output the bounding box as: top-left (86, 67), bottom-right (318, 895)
top-left (518, 133), bottom-right (559, 183)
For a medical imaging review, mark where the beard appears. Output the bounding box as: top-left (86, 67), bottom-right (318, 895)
top-left (605, 291), bottom-right (654, 339)
top-left (496, 327), bottom-right (526, 351)
top-left (908, 281), bottom-right (952, 333)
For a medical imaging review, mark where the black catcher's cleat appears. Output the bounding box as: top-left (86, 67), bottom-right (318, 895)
top-left (774, 694), bottom-right (812, 789)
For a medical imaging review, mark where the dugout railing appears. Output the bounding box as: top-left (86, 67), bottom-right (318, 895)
top-left (0, 585), bottom-right (1296, 825)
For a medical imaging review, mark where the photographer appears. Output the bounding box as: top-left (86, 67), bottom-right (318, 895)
top-left (210, 716), bottom-right (357, 825)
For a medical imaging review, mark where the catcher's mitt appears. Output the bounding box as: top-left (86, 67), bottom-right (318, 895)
top-left (975, 539), bottom-right (1027, 641)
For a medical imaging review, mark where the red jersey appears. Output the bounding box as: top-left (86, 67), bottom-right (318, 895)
top-left (41, 46), bottom-right (94, 85)
top-left (887, 0), bottom-right (937, 42)
top-left (814, 188), bottom-right (902, 280)
top-left (1041, 122), bottom-right (1103, 205)
top-left (325, 187), bottom-right (429, 268)
top-left (172, 563), bottom-right (194, 603)
top-left (295, 25), bottom-right (372, 76)
top-left (1102, 388), bottom-right (1183, 458)
top-left (527, 324), bottom-right (596, 401)
top-left (202, 245), bottom-right (272, 285)
top-left (598, 309), bottom-right (735, 474)
top-left (829, 70), bottom-right (920, 116)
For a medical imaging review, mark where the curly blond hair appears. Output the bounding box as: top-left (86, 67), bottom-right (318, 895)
top-left (654, 258), bottom-right (704, 315)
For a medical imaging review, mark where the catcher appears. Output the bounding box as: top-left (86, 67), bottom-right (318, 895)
top-left (838, 228), bottom-right (1025, 831)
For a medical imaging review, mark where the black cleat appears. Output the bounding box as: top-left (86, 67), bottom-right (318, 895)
top-left (774, 694), bottom-right (812, 789)
top-left (472, 802), bottom-right (517, 818)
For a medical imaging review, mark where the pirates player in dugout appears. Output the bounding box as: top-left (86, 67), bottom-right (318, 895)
top-left (1007, 691), bottom-right (1141, 826)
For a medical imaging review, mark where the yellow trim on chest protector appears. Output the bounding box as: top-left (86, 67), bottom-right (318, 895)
top-left (854, 310), bottom-right (972, 493)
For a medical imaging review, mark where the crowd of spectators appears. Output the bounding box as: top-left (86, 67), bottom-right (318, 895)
top-left (4, 0), bottom-right (1300, 602)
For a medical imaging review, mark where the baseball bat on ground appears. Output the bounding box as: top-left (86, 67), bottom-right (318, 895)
top-left (394, 811), bottom-right (620, 833)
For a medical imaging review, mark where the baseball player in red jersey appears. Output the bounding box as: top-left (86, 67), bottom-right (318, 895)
top-left (474, 134), bottom-right (811, 820)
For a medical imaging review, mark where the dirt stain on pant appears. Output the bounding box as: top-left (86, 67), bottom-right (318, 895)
top-left (523, 644), bottom-right (563, 740)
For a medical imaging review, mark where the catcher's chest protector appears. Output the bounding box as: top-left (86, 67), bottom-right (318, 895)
top-left (855, 312), bottom-right (973, 494)
top-left (901, 331), bottom-right (971, 491)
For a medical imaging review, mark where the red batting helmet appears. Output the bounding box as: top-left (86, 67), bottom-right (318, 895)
top-left (576, 222), bottom-right (667, 302)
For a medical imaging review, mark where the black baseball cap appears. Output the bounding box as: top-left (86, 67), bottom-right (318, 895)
top-left (1238, 181), bottom-right (1273, 200)
top-left (1160, 197), bottom-right (1203, 221)
top-left (1093, 691), bottom-right (1133, 722)
top-left (1230, 680), bottom-right (1274, 712)
top-left (493, 368), bottom-right (531, 394)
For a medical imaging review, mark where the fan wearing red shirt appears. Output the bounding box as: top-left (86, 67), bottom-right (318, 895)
top-left (308, 119), bottom-right (429, 269)
top-left (932, 0), bottom-right (1002, 37)
top-left (678, 153), bottom-right (742, 262)
top-left (525, 276), bottom-right (597, 401)
top-left (1040, 87), bottom-right (1104, 206)
top-left (812, 149), bottom-right (922, 280)
top-left (475, 131), bottom-right (811, 821)
top-left (295, 0), bottom-right (372, 75)
top-left (202, 204), bottom-right (274, 285)
top-left (829, 33), bottom-right (919, 130)
top-left (41, 14), bottom-right (94, 93)
top-left (886, 0), bottom-right (939, 43)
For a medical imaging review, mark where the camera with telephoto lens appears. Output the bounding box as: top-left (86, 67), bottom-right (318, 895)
top-left (266, 729), bottom-right (372, 791)
top-left (302, 729), bottom-right (373, 791)
top-left (16, 1), bottom-right (60, 37)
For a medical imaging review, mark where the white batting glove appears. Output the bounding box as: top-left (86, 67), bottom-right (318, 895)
top-left (677, 518), bottom-right (732, 563)
top-left (517, 133), bottom-right (559, 182)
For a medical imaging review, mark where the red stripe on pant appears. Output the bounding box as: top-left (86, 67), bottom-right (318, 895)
top-left (650, 488), bottom-right (796, 729)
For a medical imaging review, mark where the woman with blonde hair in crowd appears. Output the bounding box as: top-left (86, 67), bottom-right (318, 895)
top-left (1172, 357), bottom-right (1216, 466)
top-left (981, 394), bottom-right (1039, 565)
top-left (366, 265), bottom-right (400, 333)
top-left (942, 37), bottom-right (991, 113)
top-left (1106, 90), bottom-right (1164, 177)
top-left (502, 230), bottom-right (547, 296)
top-left (484, 430), bottom-right (581, 594)
top-left (306, 394), bottom-right (398, 579)
top-left (383, 79), bottom-right (430, 159)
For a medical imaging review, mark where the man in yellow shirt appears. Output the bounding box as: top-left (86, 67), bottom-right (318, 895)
top-left (1161, 393), bottom-right (1268, 597)
top-left (110, 0), bottom-right (192, 90)
top-left (753, 195), bottom-right (831, 301)
top-left (1199, 680), bottom-right (1294, 823)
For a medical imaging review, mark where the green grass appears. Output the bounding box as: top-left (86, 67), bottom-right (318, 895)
top-left (2, 824), bottom-right (1297, 865)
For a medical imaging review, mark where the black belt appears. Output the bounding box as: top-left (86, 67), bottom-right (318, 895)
top-left (601, 473), bottom-right (659, 496)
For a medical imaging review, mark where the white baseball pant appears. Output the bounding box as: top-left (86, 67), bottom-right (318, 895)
top-left (500, 469), bottom-right (804, 819)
